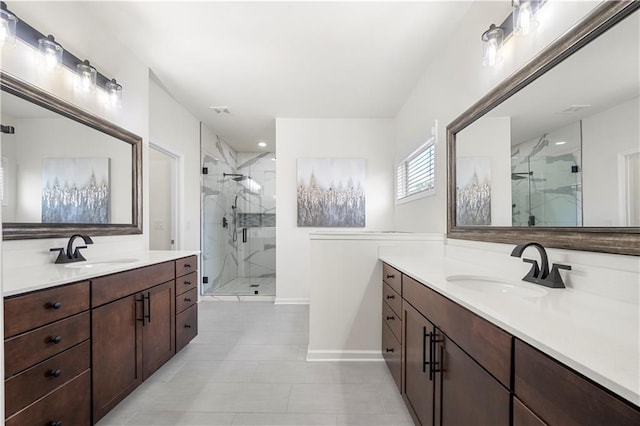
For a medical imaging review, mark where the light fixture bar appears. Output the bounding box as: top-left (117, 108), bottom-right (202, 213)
top-left (2, 1), bottom-right (118, 91)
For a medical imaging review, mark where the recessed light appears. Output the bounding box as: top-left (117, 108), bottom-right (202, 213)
top-left (257, 141), bottom-right (267, 148)
top-left (555, 141), bottom-right (567, 145)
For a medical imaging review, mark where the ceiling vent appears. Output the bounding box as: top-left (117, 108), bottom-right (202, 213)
top-left (558, 104), bottom-right (592, 114)
top-left (210, 106), bottom-right (230, 114)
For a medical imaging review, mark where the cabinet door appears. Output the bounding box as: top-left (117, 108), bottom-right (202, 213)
top-left (403, 302), bottom-right (436, 426)
top-left (92, 294), bottom-right (143, 422)
top-left (438, 333), bottom-right (510, 426)
top-left (142, 281), bottom-right (176, 379)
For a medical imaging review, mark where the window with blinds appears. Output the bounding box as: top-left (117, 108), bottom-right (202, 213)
top-left (396, 140), bottom-right (435, 202)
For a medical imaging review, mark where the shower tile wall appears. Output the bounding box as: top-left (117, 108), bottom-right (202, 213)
top-left (511, 121), bottom-right (582, 227)
top-left (201, 133), bottom-right (239, 293)
top-left (236, 152), bottom-right (276, 280)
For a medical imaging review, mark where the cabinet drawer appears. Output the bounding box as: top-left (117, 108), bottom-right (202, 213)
top-left (5, 340), bottom-right (90, 418)
top-left (514, 339), bottom-right (640, 425)
top-left (382, 319), bottom-right (401, 392)
top-left (176, 303), bottom-right (198, 352)
top-left (382, 263), bottom-right (401, 295)
top-left (176, 271), bottom-right (197, 296)
top-left (5, 369), bottom-right (91, 426)
top-left (382, 282), bottom-right (401, 318)
top-left (383, 299), bottom-right (401, 342)
top-left (4, 281), bottom-right (89, 338)
top-left (176, 255), bottom-right (197, 278)
top-left (92, 261), bottom-right (175, 307)
top-left (176, 287), bottom-right (197, 314)
top-left (403, 274), bottom-right (511, 387)
top-left (5, 311), bottom-right (90, 378)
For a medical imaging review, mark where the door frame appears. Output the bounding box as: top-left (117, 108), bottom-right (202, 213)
top-left (149, 142), bottom-right (181, 250)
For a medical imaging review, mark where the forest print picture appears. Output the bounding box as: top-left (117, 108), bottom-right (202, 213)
top-left (297, 158), bottom-right (366, 227)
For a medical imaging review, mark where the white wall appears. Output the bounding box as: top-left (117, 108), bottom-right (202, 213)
top-left (582, 97), bottom-right (640, 226)
top-left (149, 79), bottom-right (201, 252)
top-left (1, 1), bottom-right (150, 267)
top-left (275, 118), bottom-right (395, 303)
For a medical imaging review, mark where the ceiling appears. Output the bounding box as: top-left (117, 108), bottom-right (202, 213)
top-left (85, 1), bottom-right (473, 153)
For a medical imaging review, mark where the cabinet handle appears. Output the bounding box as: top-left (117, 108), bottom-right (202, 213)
top-left (48, 421), bottom-right (62, 426)
top-left (386, 295), bottom-right (395, 300)
top-left (431, 333), bottom-right (444, 378)
top-left (49, 335), bottom-right (63, 344)
top-left (145, 292), bottom-right (151, 324)
top-left (185, 324), bottom-right (192, 328)
top-left (423, 327), bottom-right (431, 376)
top-left (137, 294), bottom-right (146, 326)
top-left (48, 369), bottom-right (62, 378)
top-left (386, 315), bottom-right (394, 321)
top-left (184, 264), bottom-right (192, 268)
top-left (385, 348), bottom-right (394, 353)
top-left (47, 301), bottom-right (63, 309)
top-left (386, 274), bottom-right (395, 279)
top-left (185, 298), bottom-right (192, 302)
top-left (184, 281), bottom-right (191, 285)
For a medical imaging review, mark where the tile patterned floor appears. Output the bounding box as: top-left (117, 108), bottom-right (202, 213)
top-left (97, 301), bottom-right (412, 426)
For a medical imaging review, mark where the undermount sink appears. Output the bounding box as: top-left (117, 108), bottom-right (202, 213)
top-left (446, 275), bottom-right (548, 298)
top-left (64, 258), bottom-right (139, 269)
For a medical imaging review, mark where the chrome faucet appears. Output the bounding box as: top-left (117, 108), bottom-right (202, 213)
top-left (50, 234), bottom-right (94, 264)
top-left (510, 242), bottom-right (571, 288)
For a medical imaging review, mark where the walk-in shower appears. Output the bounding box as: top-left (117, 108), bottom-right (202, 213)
top-left (201, 138), bottom-right (276, 298)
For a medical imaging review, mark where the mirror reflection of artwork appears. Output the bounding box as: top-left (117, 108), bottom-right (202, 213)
top-left (297, 158), bottom-right (365, 227)
top-left (457, 157), bottom-right (491, 225)
top-left (42, 158), bottom-right (110, 224)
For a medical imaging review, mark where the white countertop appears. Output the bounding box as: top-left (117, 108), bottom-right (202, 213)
top-left (3, 250), bottom-right (199, 297)
top-left (380, 254), bottom-right (640, 408)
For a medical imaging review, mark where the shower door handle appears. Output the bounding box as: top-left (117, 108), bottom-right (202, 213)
top-left (242, 228), bottom-right (248, 243)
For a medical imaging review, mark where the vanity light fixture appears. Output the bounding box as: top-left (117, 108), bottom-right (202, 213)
top-left (38, 34), bottom-right (63, 71)
top-left (0, 2), bottom-right (17, 47)
top-left (482, 24), bottom-right (504, 67)
top-left (482, 0), bottom-right (546, 67)
top-left (105, 78), bottom-right (123, 108)
top-left (513, 0), bottom-right (538, 36)
top-left (76, 60), bottom-right (97, 92)
top-left (2, 1), bottom-right (122, 105)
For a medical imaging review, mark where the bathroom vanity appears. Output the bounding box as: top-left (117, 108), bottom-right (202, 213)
top-left (3, 251), bottom-right (199, 425)
top-left (380, 260), bottom-right (640, 425)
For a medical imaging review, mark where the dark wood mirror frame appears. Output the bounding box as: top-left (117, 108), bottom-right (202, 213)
top-left (447, 1), bottom-right (640, 256)
top-left (1, 72), bottom-right (143, 240)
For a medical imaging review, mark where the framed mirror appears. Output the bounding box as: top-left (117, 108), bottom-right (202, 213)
top-left (0, 72), bottom-right (142, 240)
top-left (447, 1), bottom-right (640, 256)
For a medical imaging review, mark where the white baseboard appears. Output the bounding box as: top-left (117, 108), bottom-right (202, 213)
top-left (201, 295), bottom-right (275, 302)
top-left (274, 297), bottom-right (309, 305)
top-left (306, 347), bottom-right (384, 362)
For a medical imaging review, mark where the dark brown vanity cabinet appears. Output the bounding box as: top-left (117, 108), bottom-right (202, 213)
top-left (402, 276), bottom-right (510, 426)
top-left (382, 262), bottom-right (640, 426)
top-left (3, 281), bottom-right (91, 426)
top-left (514, 339), bottom-right (640, 426)
top-left (91, 261), bottom-right (175, 422)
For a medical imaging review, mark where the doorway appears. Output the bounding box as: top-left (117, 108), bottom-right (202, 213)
top-left (149, 143), bottom-right (179, 250)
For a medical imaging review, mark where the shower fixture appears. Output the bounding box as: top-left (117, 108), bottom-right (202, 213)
top-left (223, 172), bottom-right (251, 182)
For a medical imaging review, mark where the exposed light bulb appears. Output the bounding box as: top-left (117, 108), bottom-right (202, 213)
top-left (0, 7), bottom-right (17, 47)
top-left (513, 0), bottom-right (539, 36)
top-left (105, 78), bottom-right (123, 108)
top-left (76, 60), bottom-right (97, 92)
top-left (481, 24), bottom-right (503, 67)
top-left (38, 35), bottom-right (63, 72)
top-left (485, 39), bottom-right (499, 67)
